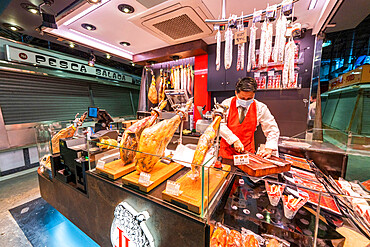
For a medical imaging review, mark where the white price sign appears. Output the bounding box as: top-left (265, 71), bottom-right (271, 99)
top-left (233, 154), bottom-right (250, 166)
top-left (165, 180), bottom-right (181, 196)
top-left (268, 70), bottom-right (275, 77)
top-left (96, 160), bottom-right (105, 169)
top-left (138, 172), bottom-right (153, 186)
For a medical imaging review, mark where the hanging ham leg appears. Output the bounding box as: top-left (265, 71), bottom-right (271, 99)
top-left (120, 101), bottom-right (167, 165)
top-left (158, 69), bottom-right (166, 102)
top-left (135, 99), bottom-right (193, 173)
top-left (191, 115), bottom-right (222, 179)
top-left (148, 73), bottom-right (158, 104)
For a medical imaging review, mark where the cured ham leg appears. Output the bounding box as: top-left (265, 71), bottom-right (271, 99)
top-left (120, 101), bottom-right (167, 165)
top-left (191, 115), bottom-right (222, 179)
top-left (148, 72), bottom-right (158, 104)
top-left (51, 112), bottom-right (87, 154)
top-left (135, 99), bottom-right (193, 173)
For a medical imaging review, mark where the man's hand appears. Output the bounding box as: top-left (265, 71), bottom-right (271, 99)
top-left (257, 148), bottom-right (273, 159)
top-left (233, 139), bottom-right (244, 153)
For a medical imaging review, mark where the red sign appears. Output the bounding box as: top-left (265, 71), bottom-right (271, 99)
top-left (115, 227), bottom-right (130, 247)
top-left (18, 53), bottom-right (28, 60)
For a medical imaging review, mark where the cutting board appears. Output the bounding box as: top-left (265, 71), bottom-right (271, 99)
top-left (122, 160), bottom-right (183, 193)
top-left (237, 155), bottom-right (291, 177)
top-left (96, 159), bottom-right (135, 180)
top-left (162, 164), bottom-right (231, 214)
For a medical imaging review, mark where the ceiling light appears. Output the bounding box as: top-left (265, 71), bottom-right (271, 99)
top-left (20, 3), bottom-right (40, 15)
top-left (118, 4), bottom-right (134, 14)
top-left (69, 43), bottom-right (75, 48)
top-left (106, 54), bottom-right (111, 59)
top-left (87, 0), bottom-right (102, 4)
top-left (131, 62), bottom-right (135, 66)
top-left (88, 52), bottom-right (96, 66)
top-left (81, 23), bottom-right (97, 31)
top-left (120, 41), bottom-right (130, 47)
top-left (2, 23), bottom-right (24, 32)
top-left (308, 0), bottom-right (318, 10)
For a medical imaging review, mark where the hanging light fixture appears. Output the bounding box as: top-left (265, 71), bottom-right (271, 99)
top-left (87, 0), bottom-right (102, 4)
top-left (88, 52), bottom-right (96, 66)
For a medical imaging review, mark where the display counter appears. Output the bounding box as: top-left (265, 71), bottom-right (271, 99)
top-left (37, 134), bottom-right (370, 246)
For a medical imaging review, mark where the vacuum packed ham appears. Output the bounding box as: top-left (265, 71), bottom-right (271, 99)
top-left (210, 226), bottom-right (227, 247)
top-left (226, 230), bottom-right (242, 247)
top-left (135, 99), bottom-right (193, 173)
top-left (120, 101), bottom-right (167, 165)
top-left (191, 115), bottom-right (222, 179)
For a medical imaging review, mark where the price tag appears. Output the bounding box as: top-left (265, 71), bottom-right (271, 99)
top-left (268, 70), bottom-right (275, 77)
top-left (233, 154), bottom-right (250, 166)
top-left (96, 160), bottom-right (105, 169)
top-left (253, 10), bottom-right (262, 23)
top-left (235, 30), bottom-right (247, 44)
top-left (165, 180), bottom-right (181, 196)
top-left (138, 172), bottom-right (153, 186)
top-left (254, 72), bottom-right (260, 78)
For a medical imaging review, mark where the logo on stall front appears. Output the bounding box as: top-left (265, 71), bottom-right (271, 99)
top-left (111, 202), bottom-right (154, 247)
top-left (19, 53), bottom-right (27, 60)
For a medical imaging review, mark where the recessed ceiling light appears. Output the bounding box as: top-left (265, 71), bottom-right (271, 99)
top-left (69, 43), bottom-right (76, 48)
top-left (20, 3), bottom-right (40, 15)
top-left (87, 0), bottom-right (102, 4)
top-left (118, 4), bottom-right (134, 14)
top-left (106, 54), bottom-right (111, 59)
top-left (2, 23), bottom-right (24, 32)
top-left (120, 41), bottom-right (130, 47)
top-left (81, 23), bottom-right (97, 31)
top-left (131, 62), bottom-right (135, 66)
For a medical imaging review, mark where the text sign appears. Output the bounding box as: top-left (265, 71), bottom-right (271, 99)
top-left (5, 45), bottom-right (132, 83)
top-left (138, 172), bottom-right (153, 186)
top-left (165, 180), bottom-right (181, 196)
top-left (233, 154), bottom-right (250, 166)
top-left (235, 30), bottom-right (247, 44)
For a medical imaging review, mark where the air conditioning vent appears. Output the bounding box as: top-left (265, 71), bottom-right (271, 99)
top-left (153, 14), bottom-right (203, 40)
top-left (129, 0), bottom-right (214, 44)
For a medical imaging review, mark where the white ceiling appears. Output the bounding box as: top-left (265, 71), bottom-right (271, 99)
top-left (45, 0), bottom-right (334, 61)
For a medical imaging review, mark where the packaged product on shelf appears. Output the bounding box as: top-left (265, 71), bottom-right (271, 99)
top-left (210, 223), bottom-right (228, 247)
top-left (241, 228), bottom-right (264, 247)
top-left (226, 230), bottom-right (242, 247)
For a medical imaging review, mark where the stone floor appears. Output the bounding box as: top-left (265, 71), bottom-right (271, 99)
top-left (0, 171), bottom-right (40, 247)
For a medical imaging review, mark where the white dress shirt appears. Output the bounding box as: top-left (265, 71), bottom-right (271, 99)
top-left (220, 97), bottom-right (280, 150)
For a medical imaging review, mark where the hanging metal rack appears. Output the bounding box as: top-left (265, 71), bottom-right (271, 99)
top-left (204, 0), bottom-right (299, 25)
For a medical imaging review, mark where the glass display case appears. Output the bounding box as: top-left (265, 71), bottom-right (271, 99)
top-left (87, 135), bottom-right (370, 246)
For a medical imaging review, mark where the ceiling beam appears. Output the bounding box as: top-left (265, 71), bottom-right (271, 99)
top-left (132, 39), bottom-right (207, 65)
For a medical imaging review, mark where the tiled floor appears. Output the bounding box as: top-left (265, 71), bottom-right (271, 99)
top-left (0, 171), bottom-right (98, 247)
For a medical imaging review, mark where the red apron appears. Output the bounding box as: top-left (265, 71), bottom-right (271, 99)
top-left (219, 97), bottom-right (257, 160)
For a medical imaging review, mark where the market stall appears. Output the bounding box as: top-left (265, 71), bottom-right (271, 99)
top-left (33, 0), bottom-right (370, 246)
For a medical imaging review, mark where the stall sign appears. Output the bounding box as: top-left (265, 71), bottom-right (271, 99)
top-left (5, 45), bottom-right (133, 83)
top-left (111, 201), bottom-right (154, 247)
top-left (233, 154), bottom-right (250, 166)
top-left (329, 65), bottom-right (370, 91)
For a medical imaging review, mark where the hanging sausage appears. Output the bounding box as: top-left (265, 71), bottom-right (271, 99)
top-left (187, 64), bottom-right (193, 96)
top-left (258, 21), bottom-right (267, 67)
top-left (264, 21), bottom-right (273, 66)
top-left (247, 23), bottom-right (257, 72)
top-left (282, 38), bottom-right (296, 88)
top-left (236, 19), bottom-right (245, 71)
top-left (215, 28), bottom-right (221, 71)
top-left (224, 24), bottom-right (233, 70)
top-left (272, 14), bottom-right (287, 63)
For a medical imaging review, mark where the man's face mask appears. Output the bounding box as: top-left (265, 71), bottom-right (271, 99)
top-left (237, 97), bottom-right (254, 108)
